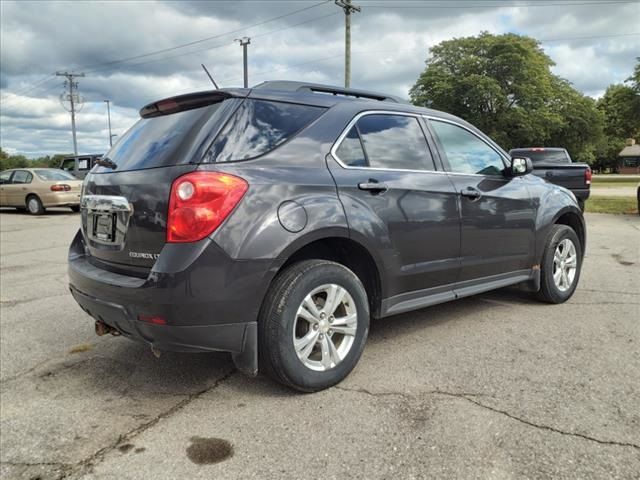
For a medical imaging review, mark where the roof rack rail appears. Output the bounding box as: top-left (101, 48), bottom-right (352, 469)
top-left (252, 80), bottom-right (407, 104)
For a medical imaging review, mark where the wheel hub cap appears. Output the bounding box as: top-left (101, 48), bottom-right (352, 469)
top-left (552, 238), bottom-right (577, 292)
top-left (293, 283), bottom-right (358, 372)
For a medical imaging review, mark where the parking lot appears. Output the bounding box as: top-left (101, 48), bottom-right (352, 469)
top-left (0, 209), bottom-right (638, 479)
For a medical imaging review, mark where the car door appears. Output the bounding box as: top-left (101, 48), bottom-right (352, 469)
top-left (427, 118), bottom-right (536, 284)
top-left (0, 171), bottom-right (14, 205)
top-left (328, 112), bottom-right (460, 311)
top-left (5, 170), bottom-right (33, 206)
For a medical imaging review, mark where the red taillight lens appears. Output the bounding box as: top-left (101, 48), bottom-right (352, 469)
top-left (167, 171), bottom-right (248, 243)
top-left (50, 184), bottom-right (71, 192)
top-left (137, 314), bottom-right (167, 325)
top-left (585, 167), bottom-right (592, 185)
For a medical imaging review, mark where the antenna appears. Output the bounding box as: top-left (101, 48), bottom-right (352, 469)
top-left (201, 64), bottom-right (219, 89)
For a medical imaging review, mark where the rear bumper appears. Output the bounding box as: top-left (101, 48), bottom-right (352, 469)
top-left (68, 230), bottom-right (273, 374)
top-left (41, 191), bottom-right (81, 207)
top-left (572, 188), bottom-right (590, 202)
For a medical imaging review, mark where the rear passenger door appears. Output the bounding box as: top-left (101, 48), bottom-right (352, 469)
top-left (328, 112), bottom-right (460, 306)
top-left (427, 118), bottom-right (535, 283)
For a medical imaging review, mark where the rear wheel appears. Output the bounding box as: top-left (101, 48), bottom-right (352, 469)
top-left (70, 205), bottom-right (80, 213)
top-left (536, 225), bottom-right (582, 303)
top-left (259, 260), bottom-right (369, 392)
top-left (26, 195), bottom-right (45, 215)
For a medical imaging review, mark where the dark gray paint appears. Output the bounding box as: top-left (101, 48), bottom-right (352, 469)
top-left (68, 82), bottom-right (586, 376)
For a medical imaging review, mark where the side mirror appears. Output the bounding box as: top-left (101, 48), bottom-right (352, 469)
top-left (509, 157), bottom-right (533, 177)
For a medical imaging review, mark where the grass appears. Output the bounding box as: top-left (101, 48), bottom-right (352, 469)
top-left (592, 175), bottom-right (640, 186)
top-left (590, 182), bottom-right (638, 189)
top-left (585, 196), bottom-right (638, 215)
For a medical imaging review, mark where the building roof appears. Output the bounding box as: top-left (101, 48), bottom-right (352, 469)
top-left (619, 144), bottom-right (640, 157)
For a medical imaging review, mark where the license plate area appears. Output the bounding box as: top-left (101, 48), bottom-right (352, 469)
top-left (81, 195), bottom-right (132, 249)
top-left (92, 212), bottom-right (117, 242)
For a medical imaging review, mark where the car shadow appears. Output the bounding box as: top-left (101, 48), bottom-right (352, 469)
top-left (57, 286), bottom-right (540, 401)
top-left (0, 207), bottom-right (77, 216)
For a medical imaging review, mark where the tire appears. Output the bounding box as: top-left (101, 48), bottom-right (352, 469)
top-left (259, 260), bottom-right (369, 392)
top-left (70, 205), bottom-right (80, 213)
top-left (536, 225), bottom-right (582, 304)
top-left (26, 195), bottom-right (45, 215)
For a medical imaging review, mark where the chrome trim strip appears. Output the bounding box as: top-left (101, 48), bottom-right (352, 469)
top-left (328, 109), bottom-right (510, 177)
top-left (81, 195), bottom-right (133, 212)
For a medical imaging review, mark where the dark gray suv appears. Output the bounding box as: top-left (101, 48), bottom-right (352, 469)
top-left (68, 81), bottom-right (585, 392)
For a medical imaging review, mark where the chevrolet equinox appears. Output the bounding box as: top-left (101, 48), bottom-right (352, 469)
top-left (68, 81), bottom-right (586, 392)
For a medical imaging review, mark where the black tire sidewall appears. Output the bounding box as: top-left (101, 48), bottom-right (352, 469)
top-left (266, 261), bottom-right (369, 392)
top-left (541, 226), bottom-right (582, 303)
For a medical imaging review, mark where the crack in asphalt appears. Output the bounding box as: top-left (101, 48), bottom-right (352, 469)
top-left (54, 368), bottom-right (236, 479)
top-left (335, 386), bottom-right (640, 451)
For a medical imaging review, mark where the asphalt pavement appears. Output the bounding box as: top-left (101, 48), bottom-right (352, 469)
top-left (1, 209), bottom-right (638, 479)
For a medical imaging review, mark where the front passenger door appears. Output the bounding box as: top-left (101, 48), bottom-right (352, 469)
top-left (428, 119), bottom-right (535, 283)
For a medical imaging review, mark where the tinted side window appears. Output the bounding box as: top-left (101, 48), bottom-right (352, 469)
top-left (430, 120), bottom-right (505, 176)
top-left (356, 114), bottom-right (435, 170)
top-left (336, 127), bottom-right (366, 167)
top-left (11, 171), bottom-right (32, 184)
top-left (210, 100), bottom-right (325, 162)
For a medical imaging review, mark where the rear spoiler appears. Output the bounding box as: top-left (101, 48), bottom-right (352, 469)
top-left (139, 91), bottom-right (233, 118)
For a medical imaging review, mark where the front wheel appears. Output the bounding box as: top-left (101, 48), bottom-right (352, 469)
top-left (536, 225), bottom-right (582, 304)
top-left (259, 260), bottom-right (369, 392)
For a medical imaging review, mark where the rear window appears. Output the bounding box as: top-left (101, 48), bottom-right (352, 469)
top-left (207, 99), bottom-right (325, 162)
top-left (35, 170), bottom-right (76, 181)
top-left (511, 149), bottom-right (569, 164)
top-left (95, 102), bottom-right (228, 172)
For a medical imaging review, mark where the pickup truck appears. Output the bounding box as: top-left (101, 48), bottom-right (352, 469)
top-left (509, 147), bottom-right (591, 210)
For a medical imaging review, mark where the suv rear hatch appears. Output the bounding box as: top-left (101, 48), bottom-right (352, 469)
top-left (81, 91), bottom-right (242, 275)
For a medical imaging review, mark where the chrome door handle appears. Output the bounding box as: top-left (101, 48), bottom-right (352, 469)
top-left (460, 187), bottom-right (481, 200)
top-left (358, 180), bottom-right (388, 194)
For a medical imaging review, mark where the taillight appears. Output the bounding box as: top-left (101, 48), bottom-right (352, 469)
top-left (50, 184), bottom-right (71, 192)
top-left (585, 167), bottom-right (592, 185)
top-left (167, 171), bottom-right (248, 243)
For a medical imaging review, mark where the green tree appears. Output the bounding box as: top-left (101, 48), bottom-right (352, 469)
top-left (409, 32), bottom-right (604, 162)
top-left (598, 83), bottom-right (640, 140)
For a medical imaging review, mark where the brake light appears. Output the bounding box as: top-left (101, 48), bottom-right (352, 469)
top-left (50, 184), bottom-right (71, 192)
top-left (585, 167), bottom-right (592, 185)
top-left (167, 171), bottom-right (248, 243)
top-left (530, 147), bottom-right (545, 151)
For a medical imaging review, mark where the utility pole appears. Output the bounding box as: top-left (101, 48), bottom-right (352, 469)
top-left (56, 71), bottom-right (85, 155)
top-left (104, 100), bottom-right (115, 148)
top-left (235, 37), bottom-right (251, 88)
top-left (335, 0), bottom-right (360, 88)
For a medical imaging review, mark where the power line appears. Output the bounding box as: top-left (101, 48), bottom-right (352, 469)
top-left (361, 1), bottom-right (636, 7)
top-left (1, 1), bottom-right (332, 102)
top-left (85, 11), bottom-right (340, 75)
top-left (78, 0), bottom-right (331, 71)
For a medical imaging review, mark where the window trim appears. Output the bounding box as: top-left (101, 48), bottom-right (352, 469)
top-left (331, 110), bottom-right (439, 173)
top-left (424, 116), bottom-right (510, 177)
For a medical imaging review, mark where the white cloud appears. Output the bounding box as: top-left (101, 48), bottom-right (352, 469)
top-left (0, 0), bottom-right (638, 157)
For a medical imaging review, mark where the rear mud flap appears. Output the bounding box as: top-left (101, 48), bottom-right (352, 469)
top-left (232, 322), bottom-right (258, 376)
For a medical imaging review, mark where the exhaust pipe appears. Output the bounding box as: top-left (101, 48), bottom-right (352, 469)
top-left (95, 320), bottom-right (120, 336)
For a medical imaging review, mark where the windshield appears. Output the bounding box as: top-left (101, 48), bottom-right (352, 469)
top-left (35, 169), bottom-right (76, 181)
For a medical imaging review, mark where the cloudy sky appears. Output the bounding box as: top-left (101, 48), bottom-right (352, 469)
top-left (0, 0), bottom-right (638, 158)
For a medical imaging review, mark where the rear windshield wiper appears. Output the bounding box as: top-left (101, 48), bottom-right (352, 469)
top-left (95, 157), bottom-right (117, 170)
